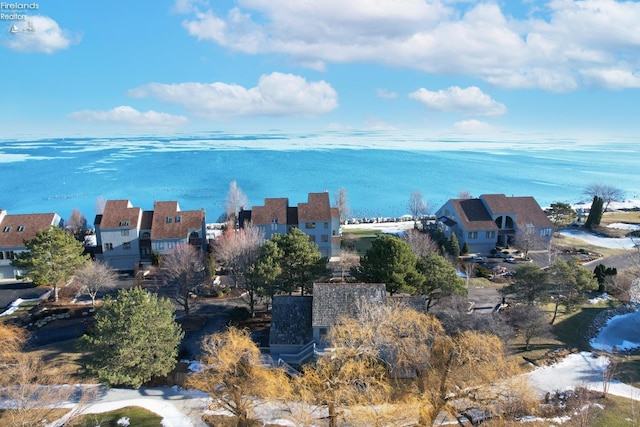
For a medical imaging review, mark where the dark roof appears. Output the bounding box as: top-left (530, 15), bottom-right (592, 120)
top-left (99, 200), bottom-right (141, 229)
top-left (387, 295), bottom-right (428, 313)
top-left (452, 199), bottom-right (498, 231)
top-left (312, 283), bottom-right (386, 327)
top-left (140, 210), bottom-right (154, 231)
top-left (0, 213), bottom-right (60, 247)
top-left (438, 215), bottom-right (457, 227)
top-left (269, 296), bottom-right (313, 346)
top-left (150, 201), bottom-right (204, 240)
top-left (238, 209), bottom-right (252, 228)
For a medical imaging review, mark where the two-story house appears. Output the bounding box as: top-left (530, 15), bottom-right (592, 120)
top-left (0, 210), bottom-right (63, 280)
top-left (95, 200), bottom-right (206, 271)
top-left (239, 192), bottom-right (340, 258)
top-left (434, 194), bottom-right (553, 254)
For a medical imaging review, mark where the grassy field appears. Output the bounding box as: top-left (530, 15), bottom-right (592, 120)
top-left (69, 406), bottom-right (163, 426)
top-left (602, 210), bottom-right (640, 225)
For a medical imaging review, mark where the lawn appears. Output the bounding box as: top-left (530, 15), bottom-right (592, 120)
top-left (69, 406), bottom-right (163, 426)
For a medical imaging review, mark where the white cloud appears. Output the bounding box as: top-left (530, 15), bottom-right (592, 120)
top-left (178, 0), bottom-right (640, 91)
top-left (128, 72), bottom-right (338, 120)
top-left (376, 89), bottom-right (398, 99)
top-left (364, 117), bottom-right (397, 131)
top-left (453, 119), bottom-right (496, 133)
top-left (580, 68), bottom-right (640, 90)
top-left (409, 86), bottom-right (507, 116)
top-left (4, 15), bottom-right (77, 54)
top-left (68, 106), bottom-right (188, 128)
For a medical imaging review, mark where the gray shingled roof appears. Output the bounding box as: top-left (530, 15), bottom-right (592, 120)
top-left (312, 283), bottom-right (386, 327)
top-left (269, 296), bottom-right (313, 346)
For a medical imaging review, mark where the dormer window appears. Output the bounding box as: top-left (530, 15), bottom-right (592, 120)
top-left (17, 225), bottom-right (24, 232)
top-left (175, 216), bottom-right (181, 223)
top-left (166, 216), bottom-right (173, 224)
top-left (2, 226), bottom-right (10, 232)
top-left (119, 221), bottom-right (129, 226)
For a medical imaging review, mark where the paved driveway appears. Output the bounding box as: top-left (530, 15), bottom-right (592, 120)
top-left (0, 281), bottom-right (49, 311)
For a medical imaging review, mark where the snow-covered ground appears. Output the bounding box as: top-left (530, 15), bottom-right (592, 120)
top-left (558, 229), bottom-right (638, 249)
top-left (341, 220), bottom-right (415, 234)
top-left (590, 309), bottom-right (640, 352)
top-left (527, 352), bottom-right (640, 401)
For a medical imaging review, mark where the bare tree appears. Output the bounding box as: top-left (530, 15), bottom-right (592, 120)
top-left (583, 182), bottom-right (625, 211)
top-left (186, 327), bottom-right (289, 427)
top-left (0, 324), bottom-right (94, 426)
top-left (507, 304), bottom-right (553, 351)
top-left (160, 243), bottom-right (205, 317)
top-left (458, 190), bottom-right (473, 199)
top-left (337, 248), bottom-right (360, 281)
top-left (334, 187), bottom-right (351, 224)
top-left (73, 261), bottom-right (118, 307)
top-left (66, 209), bottom-right (88, 241)
top-left (407, 190), bottom-right (429, 221)
top-left (224, 180), bottom-right (250, 226)
top-left (94, 195), bottom-right (106, 215)
top-left (214, 223), bottom-right (264, 289)
top-left (514, 225), bottom-right (547, 259)
top-left (401, 229), bottom-right (439, 258)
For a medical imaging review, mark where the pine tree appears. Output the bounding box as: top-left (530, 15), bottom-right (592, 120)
top-left (585, 196), bottom-right (604, 228)
top-left (447, 233), bottom-right (460, 258)
top-left (12, 226), bottom-right (89, 301)
top-left (82, 287), bottom-right (184, 388)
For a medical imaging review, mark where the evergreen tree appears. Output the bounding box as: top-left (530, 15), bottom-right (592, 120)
top-left (500, 264), bottom-right (549, 306)
top-left (585, 196), bottom-right (604, 228)
top-left (447, 233), bottom-right (460, 258)
top-left (416, 252), bottom-right (467, 311)
top-left (82, 287), bottom-right (184, 388)
top-left (12, 226), bottom-right (89, 301)
top-left (461, 242), bottom-right (470, 255)
top-left (270, 228), bottom-right (328, 295)
top-left (547, 202), bottom-right (576, 231)
top-left (352, 234), bottom-right (424, 295)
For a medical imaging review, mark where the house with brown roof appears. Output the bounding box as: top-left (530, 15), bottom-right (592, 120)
top-left (434, 194), bottom-right (553, 254)
top-left (94, 200), bottom-right (206, 271)
top-left (239, 192), bottom-right (340, 258)
top-left (0, 210), bottom-right (63, 280)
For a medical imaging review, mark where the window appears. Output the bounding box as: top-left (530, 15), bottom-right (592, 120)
top-left (166, 216), bottom-right (172, 224)
top-left (140, 231), bottom-right (150, 239)
top-left (105, 243), bottom-right (113, 251)
top-left (324, 222), bottom-right (329, 229)
top-left (319, 327), bottom-right (328, 337)
top-left (5, 251), bottom-right (14, 260)
top-left (308, 235), bottom-right (316, 243)
top-left (17, 225), bottom-right (24, 232)
top-left (0, 252), bottom-right (4, 260)
top-left (305, 222), bottom-right (316, 229)
top-left (2, 226), bottom-right (10, 232)
top-left (175, 215), bottom-right (181, 223)
top-left (271, 218), bottom-right (278, 231)
top-left (121, 229), bottom-right (130, 237)
top-left (154, 242), bottom-right (165, 250)
top-left (123, 242), bottom-right (131, 250)
top-left (119, 221), bottom-right (129, 226)
top-left (167, 241), bottom-right (175, 249)
top-left (467, 231), bottom-right (478, 239)
top-left (321, 235), bottom-right (329, 243)
top-left (486, 231), bottom-right (496, 238)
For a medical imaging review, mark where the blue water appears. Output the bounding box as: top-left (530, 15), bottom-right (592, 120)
top-left (1, 133), bottom-right (638, 223)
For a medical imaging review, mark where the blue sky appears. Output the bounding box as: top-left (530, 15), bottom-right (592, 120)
top-left (2, 0), bottom-right (640, 140)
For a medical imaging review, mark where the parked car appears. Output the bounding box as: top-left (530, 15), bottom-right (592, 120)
top-left (504, 256), bottom-right (516, 263)
top-left (469, 256), bottom-right (486, 263)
